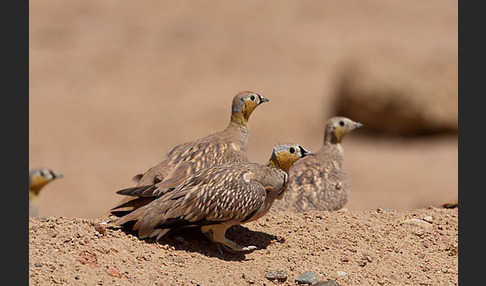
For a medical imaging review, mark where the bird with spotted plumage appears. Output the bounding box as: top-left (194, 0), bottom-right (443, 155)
top-left (273, 117), bottom-right (362, 213)
top-left (29, 168), bottom-right (63, 217)
top-left (114, 91), bottom-right (269, 216)
top-left (111, 144), bottom-right (311, 252)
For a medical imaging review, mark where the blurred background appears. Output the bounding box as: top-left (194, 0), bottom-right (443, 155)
top-left (29, 0), bottom-right (457, 218)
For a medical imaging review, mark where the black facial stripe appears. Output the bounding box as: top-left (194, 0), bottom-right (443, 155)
top-left (298, 146), bottom-right (307, 156)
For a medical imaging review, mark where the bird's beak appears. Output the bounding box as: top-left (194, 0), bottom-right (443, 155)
top-left (299, 146), bottom-right (312, 157)
top-left (355, 122), bottom-right (364, 129)
top-left (258, 95), bottom-right (270, 104)
top-left (53, 172), bottom-right (64, 179)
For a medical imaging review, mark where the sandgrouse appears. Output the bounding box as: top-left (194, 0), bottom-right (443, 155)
top-left (29, 168), bottom-right (63, 216)
top-left (114, 91), bottom-right (269, 216)
top-left (274, 117), bottom-right (362, 212)
top-left (111, 144), bottom-right (311, 252)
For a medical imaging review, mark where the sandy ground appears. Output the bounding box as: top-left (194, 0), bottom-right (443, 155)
top-left (29, 208), bottom-right (458, 286)
top-left (29, 0), bottom-right (458, 218)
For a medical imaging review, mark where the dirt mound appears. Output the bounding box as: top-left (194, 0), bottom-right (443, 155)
top-left (29, 208), bottom-right (457, 285)
top-left (332, 58), bottom-right (457, 136)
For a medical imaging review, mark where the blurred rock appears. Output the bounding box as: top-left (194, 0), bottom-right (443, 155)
top-left (333, 58), bottom-right (457, 136)
top-left (295, 272), bottom-right (318, 284)
top-left (336, 271), bottom-right (347, 277)
top-left (265, 270), bottom-right (287, 282)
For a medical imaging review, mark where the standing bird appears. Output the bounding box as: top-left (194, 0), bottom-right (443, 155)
top-left (114, 91), bottom-right (269, 216)
top-left (29, 168), bottom-right (63, 216)
top-left (273, 117), bottom-right (362, 212)
top-left (111, 144), bottom-right (311, 252)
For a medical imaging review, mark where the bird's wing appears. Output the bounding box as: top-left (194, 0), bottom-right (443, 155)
top-left (116, 165), bottom-right (267, 238)
top-left (134, 133), bottom-right (245, 186)
top-left (283, 152), bottom-right (347, 212)
top-left (287, 155), bottom-right (322, 192)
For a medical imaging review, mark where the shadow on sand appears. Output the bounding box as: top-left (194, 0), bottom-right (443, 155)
top-left (116, 224), bottom-right (279, 261)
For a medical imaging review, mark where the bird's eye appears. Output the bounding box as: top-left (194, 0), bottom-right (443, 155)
top-left (250, 95), bottom-right (255, 101)
top-left (289, 147), bottom-right (295, 154)
top-left (339, 121), bottom-right (345, 126)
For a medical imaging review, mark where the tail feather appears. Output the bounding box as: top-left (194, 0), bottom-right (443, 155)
top-left (110, 197), bottom-right (155, 214)
top-left (116, 185), bottom-right (159, 197)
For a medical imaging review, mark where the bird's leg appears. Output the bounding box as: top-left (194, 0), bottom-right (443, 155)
top-left (201, 224), bottom-right (257, 252)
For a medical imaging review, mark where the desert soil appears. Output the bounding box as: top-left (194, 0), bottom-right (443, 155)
top-left (29, 208), bottom-right (457, 286)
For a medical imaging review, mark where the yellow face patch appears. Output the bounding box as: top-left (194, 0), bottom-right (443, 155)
top-left (29, 174), bottom-right (52, 194)
top-left (275, 151), bottom-right (302, 173)
top-left (332, 126), bottom-right (349, 142)
top-left (242, 99), bottom-right (259, 121)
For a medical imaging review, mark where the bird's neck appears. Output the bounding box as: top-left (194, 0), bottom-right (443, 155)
top-left (29, 182), bottom-right (48, 196)
top-left (324, 129), bottom-right (341, 145)
top-left (29, 191), bottom-right (39, 202)
top-left (229, 112), bottom-right (248, 128)
top-left (318, 143), bottom-right (344, 163)
top-left (267, 158), bottom-right (279, 170)
top-left (226, 118), bottom-right (249, 141)
top-left (267, 156), bottom-right (291, 173)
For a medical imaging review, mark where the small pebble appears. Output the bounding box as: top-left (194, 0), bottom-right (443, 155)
top-left (47, 230), bottom-right (58, 238)
top-left (401, 218), bottom-right (432, 230)
top-left (295, 272), bottom-right (318, 285)
top-left (34, 263), bottom-right (42, 267)
top-left (75, 274), bottom-right (80, 280)
top-left (337, 271), bottom-right (347, 277)
top-left (265, 270), bottom-right (287, 282)
top-left (423, 216), bottom-right (433, 223)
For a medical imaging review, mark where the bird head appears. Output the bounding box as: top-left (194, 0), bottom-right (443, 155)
top-left (268, 144), bottom-right (312, 173)
top-left (324, 116), bottom-right (363, 144)
top-left (230, 91), bottom-right (269, 126)
top-left (29, 168), bottom-right (63, 194)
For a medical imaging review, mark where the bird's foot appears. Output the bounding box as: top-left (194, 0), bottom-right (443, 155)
top-left (220, 243), bottom-right (258, 254)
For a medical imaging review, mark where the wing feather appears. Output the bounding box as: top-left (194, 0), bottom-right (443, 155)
top-left (115, 164), bottom-right (267, 238)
